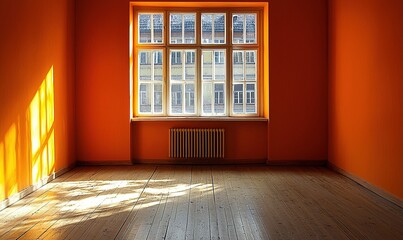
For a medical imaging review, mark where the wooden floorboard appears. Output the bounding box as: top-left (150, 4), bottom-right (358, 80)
top-left (0, 165), bottom-right (402, 240)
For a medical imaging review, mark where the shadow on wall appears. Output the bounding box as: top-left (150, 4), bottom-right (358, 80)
top-left (0, 66), bottom-right (56, 201)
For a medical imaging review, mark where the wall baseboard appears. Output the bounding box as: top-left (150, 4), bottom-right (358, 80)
top-left (77, 160), bottom-right (133, 166)
top-left (0, 163), bottom-right (76, 211)
top-left (132, 158), bottom-right (267, 165)
top-left (328, 163), bottom-right (402, 209)
top-left (266, 160), bottom-right (327, 166)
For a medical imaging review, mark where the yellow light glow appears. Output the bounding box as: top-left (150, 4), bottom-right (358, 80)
top-left (47, 132), bottom-right (55, 174)
top-left (46, 67), bottom-right (54, 132)
top-left (40, 80), bottom-right (47, 140)
top-left (0, 142), bottom-right (5, 200)
top-left (5, 124), bottom-right (18, 197)
top-left (29, 66), bottom-right (55, 184)
top-left (41, 145), bottom-right (48, 179)
top-left (30, 92), bottom-right (40, 157)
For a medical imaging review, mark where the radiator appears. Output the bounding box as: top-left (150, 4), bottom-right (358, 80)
top-left (169, 128), bottom-right (225, 159)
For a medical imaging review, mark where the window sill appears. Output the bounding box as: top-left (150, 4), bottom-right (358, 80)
top-left (131, 116), bottom-right (269, 122)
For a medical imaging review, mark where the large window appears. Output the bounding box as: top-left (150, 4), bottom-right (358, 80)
top-left (133, 9), bottom-right (261, 117)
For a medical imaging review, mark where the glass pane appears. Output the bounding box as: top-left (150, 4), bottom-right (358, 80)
top-left (245, 14), bottom-right (256, 43)
top-left (170, 14), bottom-right (182, 43)
top-left (202, 50), bottom-right (213, 80)
top-left (202, 14), bottom-right (212, 44)
top-left (170, 51), bottom-right (183, 80)
top-left (171, 84), bottom-right (183, 113)
top-left (153, 14), bottom-right (163, 43)
top-left (154, 84), bottom-right (163, 113)
top-left (170, 13), bottom-right (196, 44)
top-left (185, 84), bottom-right (195, 113)
top-left (233, 51), bottom-right (244, 81)
top-left (139, 51), bottom-right (151, 81)
top-left (233, 84), bottom-right (244, 113)
top-left (214, 14), bottom-right (225, 43)
top-left (214, 50), bottom-right (225, 80)
top-left (139, 14), bottom-right (151, 43)
top-left (154, 50), bottom-right (163, 81)
top-left (139, 83), bottom-right (151, 113)
top-left (185, 50), bottom-right (196, 80)
top-left (246, 50), bottom-right (256, 81)
top-left (214, 83), bottom-right (225, 114)
top-left (232, 14), bottom-right (244, 43)
top-left (184, 14), bottom-right (196, 43)
top-left (246, 84), bottom-right (256, 113)
top-left (202, 83), bottom-right (212, 114)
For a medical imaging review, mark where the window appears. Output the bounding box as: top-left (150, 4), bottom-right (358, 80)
top-left (186, 51), bottom-right (195, 64)
top-left (133, 8), bottom-right (260, 116)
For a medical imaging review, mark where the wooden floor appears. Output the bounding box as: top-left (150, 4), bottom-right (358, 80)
top-left (0, 165), bottom-right (402, 240)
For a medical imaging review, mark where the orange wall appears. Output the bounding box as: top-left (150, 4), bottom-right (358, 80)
top-left (132, 121), bottom-right (267, 163)
top-left (76, 0), bottom-right (328, 163)
top-left (75, 0), bottom-right (131, 161)
top-left (328, 0), bottom-right (403, 199)
top-left (268, 0), bottom-right (328, 161)
top-left (0, 0), bottom-right (75, 201)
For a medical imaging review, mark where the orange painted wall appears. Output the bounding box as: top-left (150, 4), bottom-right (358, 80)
top-left (132, 121), bottom-right (267, 162)
top-left (268, 0), bottom-right (328, 161)
top-left (75, 0), bottom-right (131, 161)
top-left (76, 0), bottom-right (328, 163)
top-left (0, 0), bottom-right (75, 201)
top-left (329, 0), bottom-right (403, 198)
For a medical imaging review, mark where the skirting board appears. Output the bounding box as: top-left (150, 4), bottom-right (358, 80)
top-left (328, 163), bottom-right (402, 209)
top-left (0, 163), bottom-right (76, 211)
top-left (266, 160), bottom-right (327, 166)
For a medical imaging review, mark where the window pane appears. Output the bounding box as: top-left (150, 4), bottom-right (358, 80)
top-left (214, 14), bottom-right (225, 43)
top-left (171, 84), bottom-right (183, 113)
top-left (170, 50), bottom-right (183, 80)
top-left (214, 83), bottom-right (225, 114)
top-left (233, 51), bottom-right (244, 81)
top-left (233, 13), bottom-right (256, 44)
top-left (245, 14), bottom-right (256, 43)
top-left (170, 13), bottom-right (195, 44)
top-left (201, 14), bottom-right (212, 44)
top-left (246, 50), bottom-right (256, 81)
top-left (232, 14), bottom-right (244, 43)
top-left (202, 50), bottom-right (213, 80)
top-left (184, 14), bottom-right (196, 43)
top-left (185, 50), bottom-right (196, 80)
top-left (153, 14), bottom-right (163, 43)
top-left (139, 51), bottom-right (151, 81)
top-left (202, 83), bottom-right (212, 114)
top-left (170, 14), bottom-right (182, 43)
top-left (139, 13), bottom-right (164, 44)
top-left (139, 83), bottom-right (152, 113)
top-left (233, 84), bottom-right (244, 113)
top-left (139, 14), bottom-right (151, 43)
top-left (214, 50), bottom-right (226, 80)
top-left (202, 13), bottom-right (225, 44)
top-left (185, 84), bottom-right (195, 113)
top-left (246, 83), bottom-right (256, 113)
top-left (154, 51), bottom-right (163, 81)
top-left (154, 84), bottom-right (163, 113)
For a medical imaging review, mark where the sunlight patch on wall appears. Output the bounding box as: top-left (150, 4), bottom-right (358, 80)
top-left (0, 66), bottom-right (56, 202)
top-left (29, 67), bottom-right (56, 183)
top-left (5, 124), bottom-right (18, 198)
top-left (0, 143), bottom-right (4, 200)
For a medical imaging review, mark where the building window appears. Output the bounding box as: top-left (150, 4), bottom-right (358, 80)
top-left (134, 8), bottom-right (260, 116)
